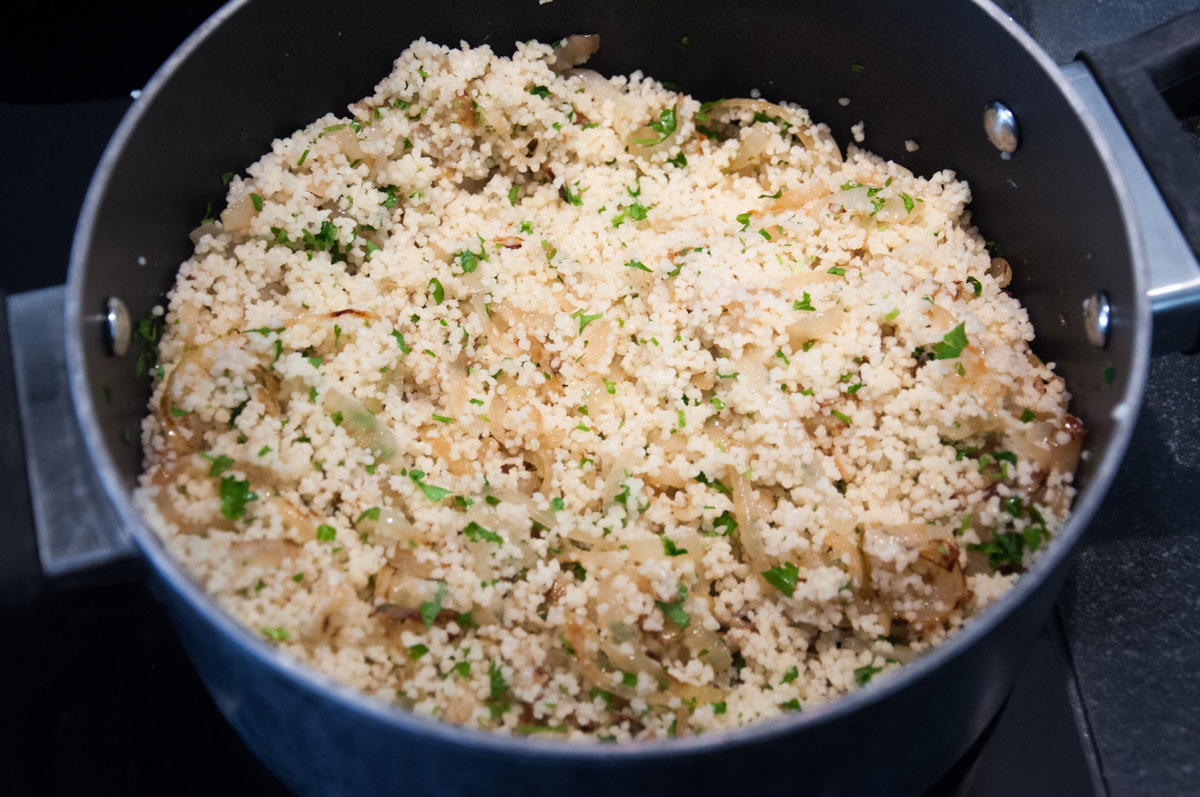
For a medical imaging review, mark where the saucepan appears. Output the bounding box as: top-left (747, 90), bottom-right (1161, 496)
top-left (59, 0), bottom-right (1200, 794)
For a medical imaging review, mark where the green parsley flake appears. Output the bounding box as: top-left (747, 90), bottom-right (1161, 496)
top-left (661, 536), bottom-right (688, 557)
top-left (590, 687), bottom-right (613, 709)
top-left (419, 581), bottom-right (448, 628)
top-left (762, 561), bottom-right (800, 597)
top-left (633, 105), bottom-right (678, 145)
top-left (456, 249), bottom-right (479, 274)
top-left (711, 510), bottom-right (737, 537)
top-left (316, 524), bottom-right (337, 542)
top-left (854, 662), bottom-right (884, 686)
top-left (463, 521), bottom-right (503, 544)
top-left (488, 660), bottom-right (510, 702)
top-left (202, 452), bottom-right (235, 477)
top-left (409, 470), bottom-right (453, 502)
top-left (656, 599), bottom-right (690, 628)
top-left (932, 322), bottom-right (969, 359)
top-left (219, 476), bottom-right (258, 521)
top-left (571, 309), bottom-right (603, 333)
top-left (793, 292), bottom-right (815, 311)
top-left (391, 329), bottom-right (412, 353)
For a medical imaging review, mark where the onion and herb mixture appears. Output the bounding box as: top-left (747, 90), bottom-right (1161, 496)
top-left (136, 37), bottom-right (1085, 740)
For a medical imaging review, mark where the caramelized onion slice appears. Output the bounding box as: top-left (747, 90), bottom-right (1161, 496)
top-left (550, 34), bottom-right (600, 72)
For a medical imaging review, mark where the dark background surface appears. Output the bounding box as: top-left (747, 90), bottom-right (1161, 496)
top-left (1, 2), bottom-right (1198, 795)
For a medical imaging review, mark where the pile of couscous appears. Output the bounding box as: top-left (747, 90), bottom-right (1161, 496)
top-left (135, 38), bottom-right (1084, 740)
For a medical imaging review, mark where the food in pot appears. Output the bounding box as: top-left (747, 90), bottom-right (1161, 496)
top-left (135, 38), bottom-right (1084, 740)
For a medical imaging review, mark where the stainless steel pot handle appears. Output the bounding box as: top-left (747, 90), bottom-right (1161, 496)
top-left (4, 286), bottom-right (136, 605)
top-left (1074, 10), bottom-right (1200, 354)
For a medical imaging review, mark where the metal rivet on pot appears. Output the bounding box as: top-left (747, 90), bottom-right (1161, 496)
top-left (105, 297), bottom-right (132, 357)
top-left (1082, 291), bottom-right (1111, 348)
top-left (983, 101), bottom-right (1019, 155)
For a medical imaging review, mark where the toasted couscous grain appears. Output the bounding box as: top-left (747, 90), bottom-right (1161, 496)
top-left (136, 38), bottom-right (1084, 740)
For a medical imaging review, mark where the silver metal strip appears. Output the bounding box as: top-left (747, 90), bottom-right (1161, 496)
top-left (7, 285), bottom-right (131, 579)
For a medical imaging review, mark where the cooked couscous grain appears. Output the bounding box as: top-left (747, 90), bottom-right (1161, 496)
top-left (136, 38), bottom-right (1083, 740)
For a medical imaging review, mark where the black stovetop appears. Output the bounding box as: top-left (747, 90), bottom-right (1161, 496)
top-left (2, 3), bottom-right (1199, 795)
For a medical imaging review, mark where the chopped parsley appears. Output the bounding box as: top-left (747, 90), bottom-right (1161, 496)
top-left (853, 662), bottom-right (884, 686)
top-left (762, 561), bottom-right (800, 597)
top-left (409, 469), bottom-right (453, 502)
top-left (661, 536), bottom-right (688, 557)
top-left (931, 322), bottom-right (969, 360)
top-left (316, 524), bottom-right (337, 542)
top-left (793, 292), bottom-right (815, 311)
top-left (418, 581), bottom-right (448, 628)
top-left (633, 105), bottom-right (678, 146)
top-left (219, 476), bottom-right (257, 521)
top-left (463, 521), bottom-right (503, 544)
top-left (201, 452), bottom-right (235, 477)
top-left (710, 510), bottom-right (737, 537)
top-left (590, 687), bottom-right (613, 709)
top-left (391, 329), bottom-right (412, 353)
top-left (487, 660), bottom-right (510, 716)
top-left (561, 183), bottom-right (585, 206)
top-left (456, 248), bottom-right (480, 274)
top-left (624, 259), bottom-right (652, 272)
top-left (564, 561), bottom-right (587, 582)
top-left (968, 530), bottom-right (1026, 570)
top-left (695, 472), bottom-right (732, 495)
top-left (571, 309), bottom-right (603, 333)
top-left (656, 585), bottom-right (690, 629)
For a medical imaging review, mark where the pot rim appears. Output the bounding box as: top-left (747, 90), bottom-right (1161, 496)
top-left (64, 0), bottom-right (1151, 763)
